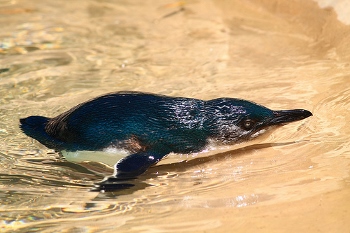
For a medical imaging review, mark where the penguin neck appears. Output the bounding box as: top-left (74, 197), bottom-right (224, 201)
top-left (202, 101), bottom-right (243, 144)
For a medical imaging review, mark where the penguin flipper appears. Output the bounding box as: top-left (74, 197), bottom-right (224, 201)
top-left (114, 152), bottom-right (165, 179)
top-left (92, 152), bottom-right (165, 192)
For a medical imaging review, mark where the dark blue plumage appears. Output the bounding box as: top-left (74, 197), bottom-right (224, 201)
top-left (20, 91), bottom-right (312, 179)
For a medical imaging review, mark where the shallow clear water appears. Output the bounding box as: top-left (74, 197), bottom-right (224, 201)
top-left (1, 0), bottom-right (350, 232)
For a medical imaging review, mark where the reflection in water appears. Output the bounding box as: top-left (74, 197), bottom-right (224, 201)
top-left (1, 0), bottom-right (350, 232)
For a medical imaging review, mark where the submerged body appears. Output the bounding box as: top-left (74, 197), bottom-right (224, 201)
top-left (20, 92), bottom-right (312, 179)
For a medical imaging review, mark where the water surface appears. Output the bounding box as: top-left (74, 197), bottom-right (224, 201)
top-left (1, 0), bottom-right (350, 232)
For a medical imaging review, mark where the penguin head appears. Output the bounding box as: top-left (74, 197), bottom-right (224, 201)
top-left (205, 98), bottom-right (312, 143)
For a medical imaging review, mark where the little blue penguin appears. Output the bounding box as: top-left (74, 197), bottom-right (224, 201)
top-left (20, 91), bottom-right (312, 179)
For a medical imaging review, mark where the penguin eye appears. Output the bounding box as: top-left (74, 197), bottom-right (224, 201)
top-left (242, 119), bottom-right (255, 130)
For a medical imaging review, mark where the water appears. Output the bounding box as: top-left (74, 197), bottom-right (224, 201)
top-left (1, 0), bottom-right (350, 232)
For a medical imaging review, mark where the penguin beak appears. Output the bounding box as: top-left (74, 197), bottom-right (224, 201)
top-left (269, 109), bottom-right (312, 125)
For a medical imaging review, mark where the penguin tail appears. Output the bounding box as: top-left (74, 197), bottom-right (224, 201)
top-left (20, 116), bottom-right (61, 149)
